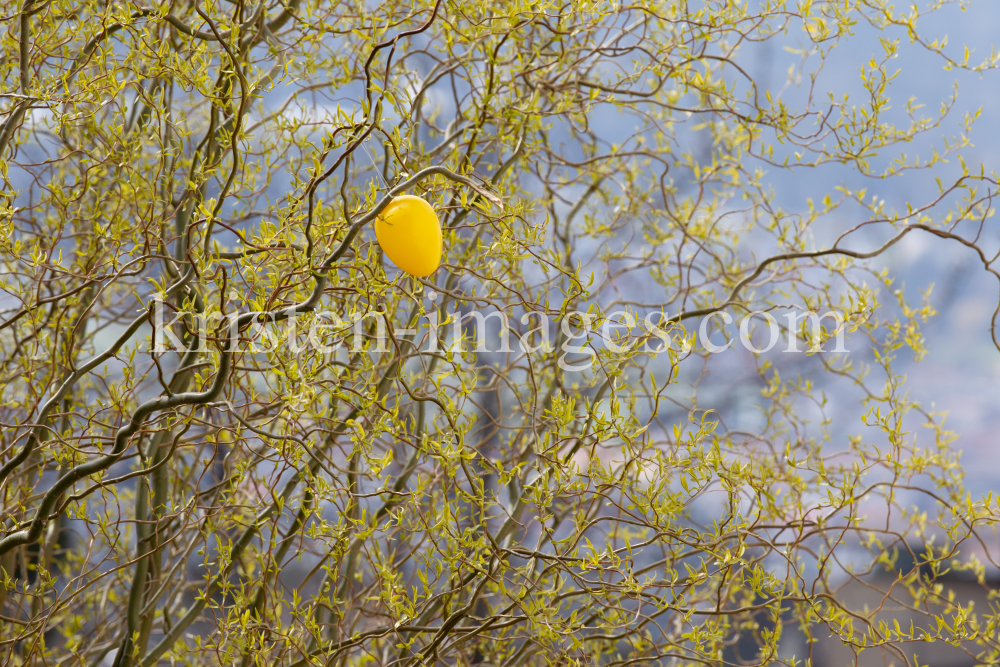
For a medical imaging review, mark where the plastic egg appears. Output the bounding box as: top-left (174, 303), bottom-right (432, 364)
top-left (373, 195), bottom-right (442, 277)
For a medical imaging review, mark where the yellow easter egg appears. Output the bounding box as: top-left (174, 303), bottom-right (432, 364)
top-left (374, 195), bottom-right (442, 277)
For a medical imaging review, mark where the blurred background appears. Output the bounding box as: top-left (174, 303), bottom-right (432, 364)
top-left (736, 1), bottom-right (1000, 499)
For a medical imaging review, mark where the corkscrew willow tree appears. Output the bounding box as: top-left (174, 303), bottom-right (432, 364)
top-left (1, 0), bottom-right (1000, 666)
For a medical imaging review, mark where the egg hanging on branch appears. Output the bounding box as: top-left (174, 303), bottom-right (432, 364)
top-left (374, 195), bottom-right (442, 277)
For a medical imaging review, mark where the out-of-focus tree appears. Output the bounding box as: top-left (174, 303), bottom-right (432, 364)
top-left (1, 0), bottom-right (1000, 665)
